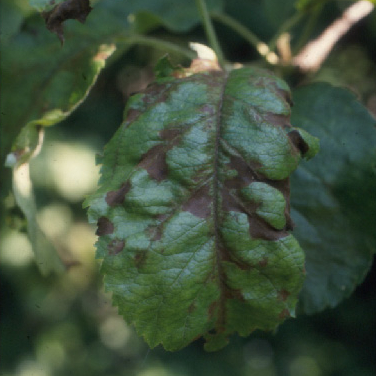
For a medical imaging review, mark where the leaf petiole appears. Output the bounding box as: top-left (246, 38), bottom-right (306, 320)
top-left (115, 34), bottom-right (196, 60)
top-left (195, 0), bottom-right (225, 66)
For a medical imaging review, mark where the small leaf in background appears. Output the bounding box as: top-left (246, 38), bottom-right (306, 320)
top-left (12, 156), bottom-right (66, 275)
top-left (40, 0), bottom-right (93, 44)
top-left (86, 63), bottom-right (319, 351)
top-left (290, 82), bottom-right (376, 314)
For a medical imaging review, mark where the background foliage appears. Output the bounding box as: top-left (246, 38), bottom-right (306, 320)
top-left (1, 0), bottom-right (375, 375)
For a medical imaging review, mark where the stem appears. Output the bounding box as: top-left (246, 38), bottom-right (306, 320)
top-left (115, 35), bottom-right (196, 60)
top-left (211, 12), bottom-right (262, 51)
top-left (212, 12), bottom-right (280, 64)
top-left (268, 11), bottom-right (305, 52)
top-left (293, 3), bottom-right (323, 54)
top-left (195, 0), bottom-right (225, 66)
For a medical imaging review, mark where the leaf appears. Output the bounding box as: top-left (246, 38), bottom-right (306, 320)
top-left (263, 0), bottom-right (296, 28)
top-left (12, 159), bottom-right (66, 275)
top-left (0, 6), bottom-right (114, 273)
top-left (85, 63), bottom-right (319, 351)
top-left (1, 0), bottom-right (223, 274)
top-left (1, 0), bottom-right (224, 170)
top-left (40, 0), bottom-right (93, 44)
top-left (290, 82), bottom-right (376, 314)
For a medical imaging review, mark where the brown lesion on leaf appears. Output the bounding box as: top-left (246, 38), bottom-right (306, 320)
top-left (220, 153), bottom-right (293, 240)
top-left (137, 128), bottom-right (182, 182)
top-left (106, 181), bottom-right (131, 207)
top-left (258, 257), bottom-right (269, 267)
top-left (96, 217), bottom-right (114, 236)
top-left (208, 301), bottom-right (219, 321)
top-left (288, 130), bottom-right (310, 156)
top-left (141, 82), bottom-right (170, 106)
top-left (134, 250), bottom-right (147, 268)
top-left (182, 184), bottom-right (212, 219)
top-left (265, 177), bottom-right (294, 231)
top-left (248, 215), bottom-right (287, 240)
top-left (278, 289), bottom-right (291, 302)
top-left (139, 144), bottom-right (168, 182)
top-left (263, 113), bottom-right (291, 129)
top-left (159, 128), bottom-right (181, 142)
top-left (42, 0), bottom-right (92, 44)
top-left (125, 108), bottom-right (142, 123)
top-left (269, 81), bottom-right (293, 108)
top-left (188, 302), bottom-right (197, 314)
top-left (145, 224), bottom-right (163, 241)
top-left (224, 155), bottom-right (260, 190)
top-left (108, 239), bottom-right (125, 256)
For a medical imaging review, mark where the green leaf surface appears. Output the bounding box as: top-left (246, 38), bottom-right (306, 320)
top-left (1, 0), bottom-right (223, 274)
top-left (290, 82), bottom-right (376, 314)
top-left (86, 65), bottom-right (319, 351)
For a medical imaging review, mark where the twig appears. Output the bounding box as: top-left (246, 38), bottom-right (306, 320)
top-left (115, 35), bottom-right (196, 60)
top-left (195, 0), bottom-right (225, 67)
top-left (211, 12), bottom-right (279, 64)
top-left (293, 0), bottom-right (374, 72)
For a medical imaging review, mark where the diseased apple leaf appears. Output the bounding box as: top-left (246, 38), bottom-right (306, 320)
top-left (290, 82), bottom-right (376, 314)
top-left (85, 62), bottom-right (319, 351)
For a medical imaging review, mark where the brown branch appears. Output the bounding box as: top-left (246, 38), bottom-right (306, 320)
top-left (293, 1), bottom-right (374, 72)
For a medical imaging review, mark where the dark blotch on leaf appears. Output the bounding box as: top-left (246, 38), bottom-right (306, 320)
top-left (134, 250), bottom-right (147, 267)
top-left (108, 239), bottom-right (125, 256)
top-left (288, 130), bottom-right (309, 156)
top-left (278, 289), bottom-right (291, 301)
top-left (96, 217), bottom-right (114, 236)
top-left (139, 144), bottom-right (168, 181)
top-left (159, 128), bottom-right (181, 142)
top-left (182, 185), bottom-right (212, 218)
top-left (126, 108), bottom-right (142, 123)
top-left (42, 0), bottom-right (92, 44)
top-left (106, 182), bottom-right (131, 207)
top-left (188, 302), bottom-right (196, 313)
top-left (146, 225), bottom-right (163, 241)
top-left (248, 215), bottom-right (287, 240)
top-left (258, 257), bottom-right (268, 267)
top-left (224, 155), bottom-right (258, 189)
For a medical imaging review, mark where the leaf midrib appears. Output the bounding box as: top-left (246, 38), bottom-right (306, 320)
top-left (212, 71), bottom-right (229, 329)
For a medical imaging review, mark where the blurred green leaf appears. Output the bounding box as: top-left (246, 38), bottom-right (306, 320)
top-left (1, 0), bottom-right (224, 167)
top-left (12, 161), bottom-right (66, 275)
top-left (290, 82), bottom-right (376, 314)
top-left (86, 65), bottom-right (319, 351)
top-left (29, 0), bottom-right (67, 12)
top-left (1, 0), bottom-right (223, 273)
top-left (263, 0), bottom-right (296, 28)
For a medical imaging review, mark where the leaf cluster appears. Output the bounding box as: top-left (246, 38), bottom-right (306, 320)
top-left (0, 0), bottom-right (375, 352)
